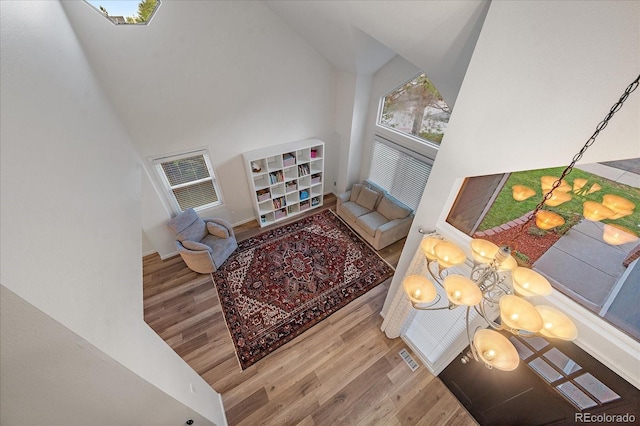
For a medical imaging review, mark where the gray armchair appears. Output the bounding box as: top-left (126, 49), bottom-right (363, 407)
top-left (167, 208), bottom-right (238, 274)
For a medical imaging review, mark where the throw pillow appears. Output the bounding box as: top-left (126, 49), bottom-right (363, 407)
top-left (182, 240), bottom-right (211, 252)
top-left (377, 196), bottom-right (411, 220)
top-left (355, 186), bottom-right (379, 211)
top-left (207, 221), bottom-right (229, 239)
top-left (349, 183), bottom-right (364, 202)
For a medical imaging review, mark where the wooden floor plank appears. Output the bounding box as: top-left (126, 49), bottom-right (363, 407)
top-left (142, 194), bottom-right (477, 425)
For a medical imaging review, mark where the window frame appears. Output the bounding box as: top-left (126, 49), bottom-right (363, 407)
top-left (152, 149), bottom-right (223, 214)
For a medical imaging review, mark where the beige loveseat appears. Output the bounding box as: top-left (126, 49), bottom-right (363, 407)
top-left (336, 179), bottom-right (414, 250)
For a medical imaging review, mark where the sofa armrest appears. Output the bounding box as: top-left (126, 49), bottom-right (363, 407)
top-left (337, 191), bottom-right (351, 205)
top-left (336, 191), bottom-right (351, 214)
top-left (373, 215), bottom-right (414, 250)
top-left (204, 218), bottom-right (236, 239)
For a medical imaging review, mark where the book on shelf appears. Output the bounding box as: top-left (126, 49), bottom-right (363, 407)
top-left (297, 163), bottom-right (310, 176)
top-left (272, 196), bottom-right (286, 209)
top-left (269, 170), bottom-right (284, 184)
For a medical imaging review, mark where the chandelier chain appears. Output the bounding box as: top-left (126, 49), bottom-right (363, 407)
top-left (509, 74), bottom-right (640, 248)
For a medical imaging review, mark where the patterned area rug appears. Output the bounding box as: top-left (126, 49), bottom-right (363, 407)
top-left (212, 209), bottom-right (394, 369)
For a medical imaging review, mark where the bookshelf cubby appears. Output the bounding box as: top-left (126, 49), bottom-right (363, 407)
top-left (244, 138), bottom-right (324, 227)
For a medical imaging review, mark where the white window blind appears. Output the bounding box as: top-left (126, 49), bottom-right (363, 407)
top-left (154, 150), bottom-right (222, 212)
top-left (367, 138), bottom-right (432, 210)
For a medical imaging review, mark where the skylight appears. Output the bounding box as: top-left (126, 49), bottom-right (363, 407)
top-left (85, 0), bottom-right (160, 25)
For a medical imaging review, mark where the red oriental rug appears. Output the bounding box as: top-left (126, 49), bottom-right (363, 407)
top-left (212, 209), bottom-right (394, 369)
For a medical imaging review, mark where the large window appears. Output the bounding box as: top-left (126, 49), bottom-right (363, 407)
top-left (378, 73), bottom-right (450, 146)
top-left (153, 150), bottom-right (222, 213)
top-left (445, 160), bottom-right (640, 341)
top-left (367, 138), bottom-right (432, 210)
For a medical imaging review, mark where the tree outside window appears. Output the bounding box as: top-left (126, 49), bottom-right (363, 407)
top-left (379, 73), bottom-right (450, 145)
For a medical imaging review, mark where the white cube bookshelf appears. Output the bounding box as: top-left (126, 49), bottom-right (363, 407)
top-left (244, 138), bottom-right (325, 227)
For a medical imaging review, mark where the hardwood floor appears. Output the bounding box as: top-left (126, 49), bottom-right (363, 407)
top-left (143, 194), bottom-right (477, 425)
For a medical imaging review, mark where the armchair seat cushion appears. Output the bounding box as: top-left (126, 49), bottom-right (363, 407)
top-left (202, 233), bottom-right (237, 267)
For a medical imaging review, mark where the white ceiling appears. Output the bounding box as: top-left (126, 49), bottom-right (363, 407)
top-left (264, 0), bottom-right (490, 103)
top-left (65, 1), bottom-right (489, 108)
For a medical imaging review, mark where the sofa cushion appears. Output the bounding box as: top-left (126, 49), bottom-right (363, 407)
top-left (356, 211), bottom-right (389, 237)
top-left (377, 196), bottom-right (412, 220)
top-left (356, 186), bottom-right (379, 210)
top-left (207, 221), bottom-right (229, 239)
top-left (182, 240), bottom-right (212, 252)
top-left (349, 183), bottom-right (364, 202)
top-left (340, 201), bottom-right (372, 222)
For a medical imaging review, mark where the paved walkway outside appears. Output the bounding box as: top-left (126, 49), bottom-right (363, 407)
top-left (534, 161), bottom-right (639, 340)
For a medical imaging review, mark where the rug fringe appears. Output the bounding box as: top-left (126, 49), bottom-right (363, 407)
top-left (210, 272), bottom-right (245, 371)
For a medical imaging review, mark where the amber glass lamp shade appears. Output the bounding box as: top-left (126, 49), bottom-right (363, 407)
top-left (536, 305), bottom-right (578, 340)
top-left (498, 254), bottom-right (518, 271)
top-left (541, 176), bottom-right (571, 192)
top-left (512, 267), bottom-right (552, 297)
top-left (434, 241), bottom-right (466, 269)
top-left (544, 191), bottom-right (572, 207)
top-left (602, 194), bottom-right (635, 219)
top-left (473, 329), bottom-right (520, 371)
top-left (499, 295), bottom-right (543, 333)
top-left (535, 210), bottom-right (565, 229)
top-left (403, 275), bottom-right (437, 305)
top-left (602, 224), bottom-right (639, 245)
top-left (470, 239), bottom-right (499, 264)
top-left (573, 178), bottom-right (588, 193)
top-left (512, 185), bottom-right (536, 201)
top-left (444, 275), bottom-right (482, 306)
top-left (583, 201), bottom-right (614, 221)
top-left (588, 183), bottom-right (602, 194)
top-left (420, 236), bottom-right (442, 261)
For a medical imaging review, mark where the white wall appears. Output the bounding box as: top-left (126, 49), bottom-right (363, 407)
top-left (1, 286), bottom-right (216, 426)
top-left (0, 1), bottom-right (225, 424)
top-left (61, 1), bottom-right (337, 258)
top-left (382, 0), bottom-right (640, 385)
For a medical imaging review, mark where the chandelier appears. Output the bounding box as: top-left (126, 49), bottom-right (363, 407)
top-left (403, 74), bottom-right (639, 372)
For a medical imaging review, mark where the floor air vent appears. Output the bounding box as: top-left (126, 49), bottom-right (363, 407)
top-left (399, 348), bottom-right (419, 371)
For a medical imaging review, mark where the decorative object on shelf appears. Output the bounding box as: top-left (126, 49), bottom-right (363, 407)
top-left (251, 162), bottom-right (262, 173)
top-left (403, 75), bottom-right (639, 372)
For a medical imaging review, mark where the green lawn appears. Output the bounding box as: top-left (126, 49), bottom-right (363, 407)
top-left (477, 167), bottom-right (640, 234)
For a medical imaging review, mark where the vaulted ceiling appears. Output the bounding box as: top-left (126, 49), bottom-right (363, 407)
top-left (63, 1), bottom-right (489, 109)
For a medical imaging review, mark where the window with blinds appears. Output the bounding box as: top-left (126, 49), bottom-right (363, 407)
top-left (367, 139), bottom-right (432, 210)
top-left (154, 150), bottom-right (222, 212)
